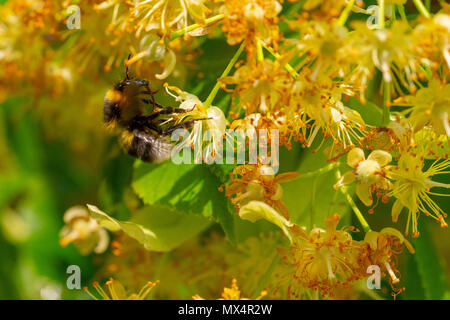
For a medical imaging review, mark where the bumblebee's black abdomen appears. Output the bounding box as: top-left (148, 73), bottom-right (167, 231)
top-left (121, 128), bottom-right (173, 163)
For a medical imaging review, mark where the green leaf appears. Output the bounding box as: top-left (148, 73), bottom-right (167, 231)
top-left (132, 161), bottom-right (235, 242)
top-left (0, 174), bottom-right (27, 210)
top-left (87, 204), bottom-right (211, 252)
top-left (282, 144), bottom-right (351, 229)
top-left (403, 253), bottom-right (426, 299)
top-left (411, 224), bottom-right (447, 300)
top-left (98, 153), bottom-right (135, 220)
top-left (345, 97), bottom-right (383, 127)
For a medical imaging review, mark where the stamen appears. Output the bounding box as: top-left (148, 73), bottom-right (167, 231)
top-left (384, 261), bottom-right (399, 284)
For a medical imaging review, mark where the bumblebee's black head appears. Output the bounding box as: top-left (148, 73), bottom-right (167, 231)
top-left (104, 79), bottom-right (149, 125)
top-left (112, 54), bottom-right (149, 90)
top-left (104, 56), bottom-right (151, 126)
top-left (113, 78), bottom-right (149, 92)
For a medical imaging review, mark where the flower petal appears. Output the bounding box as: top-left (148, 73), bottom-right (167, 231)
top-left (364, 230), bottom-right (380, 250)
top-left (347, 148), bottom-right (365, 168)
top-left (356, 182), bottom-right (373, 206)
top-left (391, 198), bottom-right (404, 223)
top-left (325, 213), bottom-right (340, 234)
top-left (380, 227), bottom-right (415, 254)
top-left (239, 200), bottom-right (293, 242)
top-left (155, 48), bottom-right (176, 80)
top-left (367, 150), bottom-right (392, 167)
top-left (275, 172), bottom-right (299, 183)
top-left (334, 171), bottom-right (356, 189)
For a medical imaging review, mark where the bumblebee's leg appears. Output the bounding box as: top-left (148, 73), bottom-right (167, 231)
top-left (126, 78), bottom-right (154, 94)
top-left (142, 98), bottom-right (164, 109)
top-left (161, 118), bottom-right (210, 136)
top-left (137, 82), bottom-right (159, 109)
top-left (153, 107), bottom-right (192, 115)
top-left (142, 107), bottom-right (194, 123)
top-left (124, 78), bottom-right (158, 108)
top-left (130, 115), bottom-right (163, 134)
top-left (140, 87), bottom-right (157, 96)
top-left (141, 108), bottom-right (200, 132)
top-left (135, 113), bottom-right (195, 134)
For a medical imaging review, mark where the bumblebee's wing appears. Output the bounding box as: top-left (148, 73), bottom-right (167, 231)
top-left (120, 128), bottom-right (173, 163)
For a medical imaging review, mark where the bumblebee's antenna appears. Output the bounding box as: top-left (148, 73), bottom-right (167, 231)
top-left (125, 53), bottom-right (132, 79)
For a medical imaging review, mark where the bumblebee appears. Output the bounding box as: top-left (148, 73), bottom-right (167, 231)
top-left (104, 61), bottom-right (203, 162)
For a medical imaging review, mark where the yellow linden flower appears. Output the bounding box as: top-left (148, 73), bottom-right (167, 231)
top-left (411, 12), bottom-right (450, 73)
top-left (230, 112), bottom-right (305, 150)
top-left (413, 128), bottom-right (450, 159)
top-left (289, 0), bottom-right (349, 22)
top-left (223, 164), bottom-right (299, 219)
top-left (362, 227), bottom-right (414, 287)
top-left (164, 84), bottom-right (227, 163)
top-left (286, 21), bottom-right (349, 79)
top-left (403, 79), bottom-right (450, 137)
top-left (64, 2), bottom-right (180, 77)
top-left (386, 152), bottom-right (450, 237)
top-left (334, 148), bottom-right (393, 207)
top-left (280, 214), bottom-right (363, 297)
top-left (347, 21), bottom-right (426, 99)
top-left (138, 0), bottom-right (212, 35)
top-left (95, 0), bottom-right (213, 36)
top-left (288, 69), bottom-right (365, 149)
top-left (279, 215), bottom-right (415, 298)
top-left (362, 117), bottom-right (449, 160)
top-left (193, 279), bottom-right (267, 300)
top-left (220, 0), bottom-right (282, 57)
top-left (84, 278), bottom-right (159, 300)
top-left (222, 59), bottom-right (294, 116)
top-left (302, 0), bottom-right (345, 12)
top-left (59, 206), bottom-right (109, 255)
top-left (0, 0), bottom-right (68, 101)
top-left (62, 2), bottom-right (131, 73)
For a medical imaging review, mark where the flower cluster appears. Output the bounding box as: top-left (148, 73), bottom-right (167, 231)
top-left (279, 214), bottom-right (414, 298)
top-left (2, 0), bottom-right (449, 301)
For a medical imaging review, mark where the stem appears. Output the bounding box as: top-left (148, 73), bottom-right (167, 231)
top-left (335, 169), bottom-right (372, 233)
top-left (397, 4), bottom-right (407, 22)
top-left (256, 38), bottom-right (264, 62)
top-left (297, 163), bottom-right (337, 179)
top-left (259, 40), bottom-right (299, 80)
top-left (170, 14), bottom-right (224, 40)
top-left (337, 0), bottom-right (356, 26)
top-left (412, 0), bottom-right (431, 18)
top-left (382, 81), bottom-right (391, 126)
top-left (203, 42), bottom-right (245, 108)
top-left (378, 0), bottom-right (385, 29)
